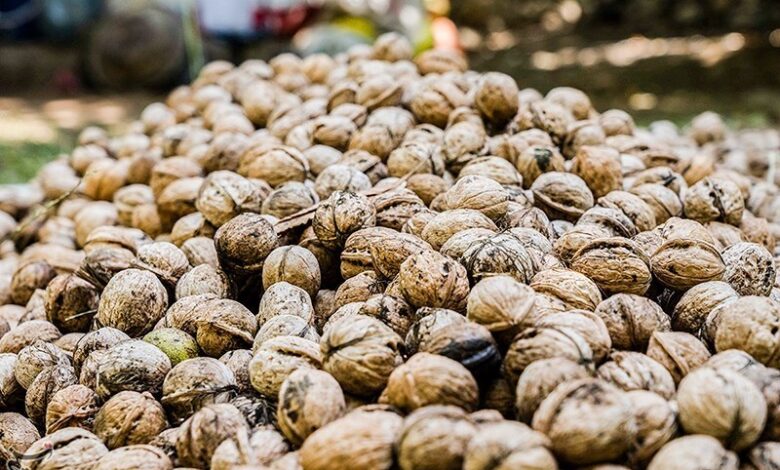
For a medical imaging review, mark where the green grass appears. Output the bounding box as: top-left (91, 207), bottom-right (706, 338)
top-left (0, 142), bottom-right (67, 184)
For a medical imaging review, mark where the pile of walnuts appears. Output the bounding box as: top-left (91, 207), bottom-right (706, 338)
top-left (1, 32), bottom-right (780, 470)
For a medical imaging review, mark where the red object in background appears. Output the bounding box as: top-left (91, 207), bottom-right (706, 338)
top-left (53, 68), bottom-right (81, 95)
top-left (253, 4), bottom-right (314, 36)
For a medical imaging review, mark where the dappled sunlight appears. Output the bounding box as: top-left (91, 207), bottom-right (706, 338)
top-left (529, 32), bottom-right (748, 71)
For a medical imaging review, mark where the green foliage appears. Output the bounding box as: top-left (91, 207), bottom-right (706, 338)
top-left (0, 142), bottom-right (65, 184)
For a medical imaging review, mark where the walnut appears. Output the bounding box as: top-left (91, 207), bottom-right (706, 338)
top-left (467, 275), bottom-right (537, 338)
top-left (647, 435), bottom-right (738, 470)
top-left (594, 294), bottom-right (670, 350)
top-left (629, 183), bottom-right (683, 224)
top-left (10, 260), bottom-right (56, 305)
top-left (321, 314), bottom-right (403, 396)
top-left (210, 425), bottom-right (289, 469)
top-left (93, 339), bottom-right (171, 399)
top-left (176, 403), bottom-right (249, 468)
top-left (570, 237), bottom-right (652, 295)
top-left (409, 79), bottom-right (469, 128)
top-left (645, 331), bottom-right (710, 384)
top-left (313, 191), bottom-right (376, 250)
top-left (415, 49), bottom-right (468, 75)
top-left (161, 357), bottom-right (236, 423)
top-left (22, 427), bottom-right (108, 469)
top-left (514, 357), bottom-right (591, 423)
top-left (625, 390), bottom-right (678, 466)
top-left (713, 296), bottom-right (780, 368)
top-left (440, 122), bottom-right (487, 173)
top-left (677, 366), bottom-right (766, 451)
top-left (473, 72), bottom-right (519, 127)
top-left (238, 145), bottom-right (309, 187)
top-left (299, 407), bottom-right (402, 470)
top-left (0, 320), bottom-right (61, 354)
top-left (96, 269), bottom-right (168, 337)
top-left (277, 368), bottom-right (346, 445)
top-left (530, 267), bottom-right (602, 311)
top-left (503, 326), bottom-right (593, 385)
top-left (651, 238), bottom-right (725, 290)
top-left (93, 445), bottom-right (173, 470)
top-left (0, 412), bottom-right (40, 461)
top-left (214, 213), bottom-right (279, 275)
top-left (684, 177), bottom-right (744, 225)
top-left (396, 405), bottom-right (477, 470)
top-left (44, 384), bottom-right (99, 434)
top-left (597, 351), bottom-right (675, 399)
top-left (262, 181), bottom-right (318, 218)
top-left (721, 242), bottom-right (776, 296)
top-left (531, 171), bottom-right (594, 222)
top-left (398, 250), bottom-right (470, 311)
top-left (532, 378), bottom-right (635, 465)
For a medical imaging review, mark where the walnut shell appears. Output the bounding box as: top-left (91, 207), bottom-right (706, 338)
top-left (214, 213), bottom-right (279, 275)
top-left (598, 190), bottom-right (657, 232)
top-left (97, 268), bottom-right (169, 337)
top-left (249, 336), bottom-right (321, 398)
top-left (262, 182), bottom-right (318, 219)
top-left (14, 341), bottom-right (69, 389)
top-left (594, 293), bottom-right (671, 351)
top-left (421, 209), bottom-right (497, 250)
top-left (44, 274), bottom-right (99, 333)
top-left (176, 403), bottom-right (249, 468)
top-left (531, 171), bottom-right (594, 222)
top-left (262, 246), bottom-right (321, 298)
top-left (71, 327), bottom-right (129, 375)
top-left (646, 331), bottom-right (710, 384)
top-left (210, 425), bottom-right (289, 469)
top-left (683, 177), bottom-right (744, 225)
top-left (22, 427), bottom-right (108, 470)
top-left (714, 296), bottom-right (780, 368)
top-left (418, 319), bottom-right (499, 377)
top-left (571, 145), bottom-right (623, 198)
top-left (321, 314), bottom-right (403, 397)
top-left (503, 326), bottom-right (593, 385)
top-left (161, 357), bottom-right (237, 423)
top-left (671, 281), bottom-right (738, 335)
top-left (0, 412), bottom-right (40, 461)
top-left (536, 310), bottom-right (612, 364)
top-left (467, 275), bottom-right (537, 336)
top-left (677, 366), bottom-right (766, 451)
top-left (530, 267), bottom-right (602, 311)
top-left (195, 171), bottom-right (266, 227)
top-left (532, 378), bottom-right (636, 465)
top-left (277, 368), bottom-right (346, 446)
top-left (299, 408), bottom-right (402, 470)
top-left (597, 351), bottom-right (676, 399)
top-left (514, 357), bottom-right (592, 423)
top-left (459, 232), bottom-right (538, 284)
top-left (464, 419), bottom-right (556, 470)
top-left (571, 237), bottom-right (652, 295)
top-left (625, 390), bottom-right (678, 465)
top-left (25, 364), bottom-right (78, 426)
top-left (0, 320), bottom-right (61, 354)
top-left (94, 340), bottom-right (172, 399)
top-left (397, 405), bottom-right (477, 470)
top-left (10, 260), bottom-right (56, 305)
top-left (238, 145), bottom-right (309, 187)
top-left (629, 183), bottom-right (682, 225)
top-left (45, 384), bottom-right (99, 434)
top-left (93, 444), bottom-right (173, 470)
top-left (651, 238), bottom-right (725, 290)
top-left (175, 264), bottom-right (232, 299)
top-left (398, 250), bottom-right (470, 312)
top-left (721, 242), bottom-right (776, 296)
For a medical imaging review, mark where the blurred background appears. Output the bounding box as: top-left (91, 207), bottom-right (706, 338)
top-left (1, 0), bottom-right (779, 183)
